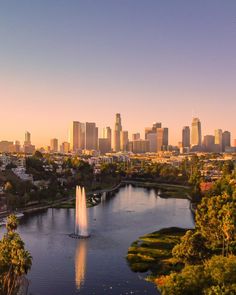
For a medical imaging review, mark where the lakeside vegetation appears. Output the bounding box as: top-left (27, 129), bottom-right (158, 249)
top-left (0, 152), bottom-right (210, 213)
top-left (127, 227), bottom-right (187, 274)
top-left (127, 164), bottom-right (236, 294)
top-left (0, 215), bottom-right (32, 295)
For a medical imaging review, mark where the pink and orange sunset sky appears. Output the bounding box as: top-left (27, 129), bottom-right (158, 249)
top-left (0, 1), bottom-right (235, 147)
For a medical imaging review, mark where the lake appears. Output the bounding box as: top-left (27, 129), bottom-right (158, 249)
top-left (16, 184), bottom-right (194, 295)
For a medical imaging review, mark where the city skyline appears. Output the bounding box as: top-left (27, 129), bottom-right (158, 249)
top-left (0, 1), bottom-right (236, 146)
top-left (0, 114), bottom-right (235, 152)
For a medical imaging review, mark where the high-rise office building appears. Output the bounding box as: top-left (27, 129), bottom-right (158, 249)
top-left (129, 139), bottom-right (150, 153)
top-left (214, 129), bottom-right (223, 152)
top-left (85, 122), bottom-right (98, 150)
top-left (69, 121), bottom-right (85, 152)
top-left (132, 133), bottom-right (140, 141)
top-left (60, 142), bottom-right (70, 154)
top-left (50, 138), bottom-right (58, 153)
top-left (203, 135), bottom-right (215, 152)
top-left (0, 141), bottom-right (14, 153)
top-left (222, 131), bottom-right (231, 152)
top-left (120, 131), bottom-right (129, 151)
top-left (24, 131), bottom-right (31, 145)
top-left (152, 122), bottom-right (162, 129)
top-left (191, 118), bottom-right (202, 147)
top-left (147, 133), bottom-right (157, 152)
top-left (182, 126), bottom-right (190, 148)
top-left (23, 131), bottom-right (35, 154)
top-left (145, 122), bottom-right (161, 139)
top-left (103, 127), bottom-right (112, 151)
top-left (157, 128), bottom-right (168, 152)
top-left (113, 113), bottom-right (122, 152)
top-left (98, 138), bottom-right (110, 155)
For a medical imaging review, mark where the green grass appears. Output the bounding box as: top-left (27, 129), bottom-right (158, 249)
top-left (126, 227), bottom-right (187, 275)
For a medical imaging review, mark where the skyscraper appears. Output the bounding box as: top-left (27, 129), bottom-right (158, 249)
top-left (156, 128), bottom-right (168, 152)
top-left (60, 142), bottom-right (70, 154)
top-left (120, 131), bottom-right (129, 151)
top-left (203, 135), bottom-right (215, 152)
top-left (69, 121), bottom-right (85, 152)
top-left (113, 113), bottom-right (122, 152)
top-left (24, 131), bottom-right (31, 145)
top-left (214, 129), bottom-right (223, 152)
top-left (222, 131), bottom-right (231, 152)
top-left (145, 122), bottom-right (161, 139)
top-left (191, 118), bottom-right (202, 147)
top-left (85, 122), bottom-right (98, 150)
top-left (147, 133), bottom-right (157, 152)
top-left (131, 139), bottom-right (150, 153)
top-left (103, 127), bottom-right (112, 151)
top-left (132, 133), bottom-right (140, 141)
top-left (98, 138), bottom-right (110, 155)
top-left (182, 126), bottom-right (190, 148)
top-left (50, 138), bottom-right (58, 153)
top-left (23, 131), bottom-right (35, 154)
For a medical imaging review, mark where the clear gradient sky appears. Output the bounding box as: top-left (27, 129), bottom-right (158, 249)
top-left (0, 1), bottom-right (235, 147)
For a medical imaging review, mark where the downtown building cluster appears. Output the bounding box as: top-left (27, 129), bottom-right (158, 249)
top-left (0, 114), bottom-right (235, 155)
top-left (65, 114), bottom-right (236, 155)
top-left (181, 118), bottom-right (234, 153)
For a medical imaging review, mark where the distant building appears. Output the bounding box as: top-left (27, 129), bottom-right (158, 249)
top-left (157, 128), bottom-right (168, 152)
top-left (132, 133), bottom-right (140, 141)
top-left (203, 135), bottom-right (215, 152)
top-left (147, 133), bottom-right (157, 152)
top-left (222, 131), bottom-right (231, 152)
top-left (14, 141), bottom-right (21, 153)
top-left (69, 121), bottom-right (85, 152)
top-left (152, 122), bottom-right (162, 129)
top-left (85, 122), bottom-right (98, 150)
top-left (191, 118), bottom-right (202, 147)
top-left (23, 131), bottom-right (35, 154)
top-left (24, 131), bottom-right (31, 145)
top-left (129, 139), bottom-right (150, 153)
top-left (50, 138), bottom-right (58, 153)
top-left (98, 138), bottom-right (110, 155)
top-left (103, 126), bottom-right (112, 151)
top-left (0, 141), bottom-right (14, 153)
top-left (120, 131), bottom-right (129, 151)
top-left (60, 142), bottom-right (70, 154)
top-left (145, 122), bottom-right (161, 139)
top-left (182, 126), bottom-right (190, 148)
top-left (214, 129), bottom-right (223, 152)
top-left (113, 113), bottom-right (122, 152)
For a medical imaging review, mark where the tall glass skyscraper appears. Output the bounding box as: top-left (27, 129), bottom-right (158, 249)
top-left (113, 113), bottom-right (122, 152)
top-left (191, 118), bottom-right (202, 147)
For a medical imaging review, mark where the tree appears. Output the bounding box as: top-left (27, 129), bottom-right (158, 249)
top-left (0, 215), bottom-right (32, 295)
top-left (172, 230), bottom-right (209, 264)
top-left (195, 193), bottom-right (236, 254)
top-left (157, 256), bottom-right (236, 295)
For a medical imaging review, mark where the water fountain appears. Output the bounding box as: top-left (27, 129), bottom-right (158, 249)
top-left (70, 186), bottom-right (90, 238)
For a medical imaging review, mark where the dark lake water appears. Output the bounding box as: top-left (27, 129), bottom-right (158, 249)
top-left (15, 185), bottom-right (194, 295)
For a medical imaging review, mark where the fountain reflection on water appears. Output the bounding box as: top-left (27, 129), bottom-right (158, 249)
top-left (75, 240), bottom-right (87, 289)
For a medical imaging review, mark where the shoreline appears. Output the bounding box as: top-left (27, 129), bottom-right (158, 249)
top-left (0, 180), bottom-right (194, 219)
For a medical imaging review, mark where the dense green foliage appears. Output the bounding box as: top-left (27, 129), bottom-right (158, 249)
top-left (157, 167), bottom-right (236, 294)
top-left (158, 255), bottom-right (236, 295)
top-left (172, 230), bottom-right (209, 264)
top-left (0, 215), bottom-right (32, 295)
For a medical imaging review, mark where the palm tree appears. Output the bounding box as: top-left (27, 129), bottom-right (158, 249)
top-left (0, 215), bottom-right (32, 295)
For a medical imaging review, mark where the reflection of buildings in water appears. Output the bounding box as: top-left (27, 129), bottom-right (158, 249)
top-left (75, 240), bottom-right (87, 290)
